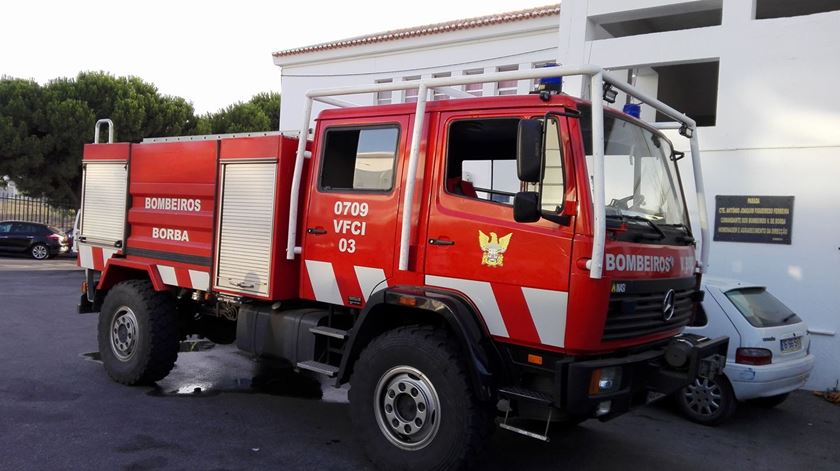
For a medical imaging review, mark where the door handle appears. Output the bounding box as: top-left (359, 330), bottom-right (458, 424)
top-left (307, 227), bottom-right (327, 235)
top-left (429, 238), bottom-right (455, 246)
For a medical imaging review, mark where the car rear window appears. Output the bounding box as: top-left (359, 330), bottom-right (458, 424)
top-left (724, 287), bottom-right (801, 327)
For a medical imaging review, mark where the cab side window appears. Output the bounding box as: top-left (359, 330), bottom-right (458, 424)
top-left (445, 118), bottom-right (520, 205)
top-left (319, 125), bottom-right (399, 192)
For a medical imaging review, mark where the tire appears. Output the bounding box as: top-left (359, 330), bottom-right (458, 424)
top-left (30, 243), bottom-right (49, 260)
top-left (676, 374), bottom-right (737, 426)
top-left (349, 325), bottom-right (493, 471)
top-left (751, 393), bottom-right (789, 408)
top-left (97, 280), bottom-right (179, 385)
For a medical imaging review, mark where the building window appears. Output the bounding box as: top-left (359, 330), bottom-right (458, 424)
top-left (755, 0), bottom-right (840, 19)
top-left (319, 125), bottom-right (400, 192)
top-left (653, 60), bottom-right (719, 127)
top-left (403, 76), bottom-right (420, 103)
top-left (496, 65), bottom-right (518, 96)
top-left (375, 79), bottom-right (392, 105)
top-left (433, 72), bottom-right (451, 100)
top-left (464, 69), bottom-right (484, 96)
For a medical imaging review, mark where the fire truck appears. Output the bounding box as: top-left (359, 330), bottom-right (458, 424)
top-left (76, 66), bottom-right (727, 470)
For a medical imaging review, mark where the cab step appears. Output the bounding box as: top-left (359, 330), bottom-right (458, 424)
top-left (309, 325), bottom-right (349, 340)
top-left (296, 360), bottom-right (339, 377)
top-left (497, 386), bottom-right (554, 442)
top-left (498, 386), bottom-right (553, 405)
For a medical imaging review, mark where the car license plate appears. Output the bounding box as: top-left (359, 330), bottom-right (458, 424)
top-left (780, 336), bottom-right (802, 353)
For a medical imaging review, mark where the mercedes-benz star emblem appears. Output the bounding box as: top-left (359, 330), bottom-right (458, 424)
top-left (662, 289), bottom-right (676, 321)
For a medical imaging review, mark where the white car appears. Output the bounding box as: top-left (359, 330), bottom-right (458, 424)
top-left (676, 277), bottom-right (815, 425)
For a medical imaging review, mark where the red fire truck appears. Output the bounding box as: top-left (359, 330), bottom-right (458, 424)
top-left (76, 66), bottom-right (726, 470)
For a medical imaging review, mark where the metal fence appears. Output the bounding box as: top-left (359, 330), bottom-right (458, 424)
top-left (0, 195), bottom-right (76, 230)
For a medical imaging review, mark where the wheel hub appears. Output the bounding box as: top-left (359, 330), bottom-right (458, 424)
top-left (683, 377), bottom-right (722, 416)
top-left (110, 306), bottom-right (138, 361)
top-left (32, 245), bottom-right (48, 259)
top-left (374, 366), bottom-right (440, 450)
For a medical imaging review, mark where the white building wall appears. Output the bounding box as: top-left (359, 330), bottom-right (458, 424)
top-left (275, 17), bottom-right (560, 132)
top-left (275, 2), bottom-right (840, 389)
top-left (559, 0), bottom-right (840, 390)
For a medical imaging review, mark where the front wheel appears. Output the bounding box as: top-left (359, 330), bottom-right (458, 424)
top-left (98, 280), bottom-right (179, 385)
top-left (349, 326), bottom-right (492, 471)
top-left (676, 374), bottom-right (737, 425)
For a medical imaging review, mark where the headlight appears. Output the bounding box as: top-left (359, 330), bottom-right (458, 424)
top-left (589, 367), bottom-right (622, 395)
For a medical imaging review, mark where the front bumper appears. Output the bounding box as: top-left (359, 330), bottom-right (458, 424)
top-left (561, 334), bottom-right (728, 420)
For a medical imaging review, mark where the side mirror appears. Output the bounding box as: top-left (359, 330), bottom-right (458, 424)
top-left (517, 119), bottom-right (543, 182)
top-left (513, 192), bottom-right (541, 223)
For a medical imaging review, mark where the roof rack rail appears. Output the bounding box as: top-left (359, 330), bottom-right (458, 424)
top-left (282, 65), bottom-right (708, 279)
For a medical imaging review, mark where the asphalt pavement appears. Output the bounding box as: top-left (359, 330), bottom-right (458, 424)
top-left (1, 255), bottom-right (839, 471)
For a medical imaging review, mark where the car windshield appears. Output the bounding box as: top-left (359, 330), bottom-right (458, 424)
top-left (580, 105), bottom-right (689, 227)
top-left (725, 287), bottom-right (802, 328)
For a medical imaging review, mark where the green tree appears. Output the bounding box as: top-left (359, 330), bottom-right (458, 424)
top-left (0, 73), bottom-right (279, 207)
top-left (203, 91), bottom-right (280, 134)
top-left (0, 72), bottom-right (202, 206)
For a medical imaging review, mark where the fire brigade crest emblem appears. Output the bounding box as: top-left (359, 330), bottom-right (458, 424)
top-left (479, 230), bottom-right (512, 268)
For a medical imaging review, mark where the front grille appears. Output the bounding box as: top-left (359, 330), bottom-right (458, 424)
top-left (602, 287), bottom-right (694, 341)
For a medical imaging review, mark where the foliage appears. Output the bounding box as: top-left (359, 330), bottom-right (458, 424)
top-left (201, 91), bottom-right (280, 134)
top-left (0, 72), bottom-right (280, 207)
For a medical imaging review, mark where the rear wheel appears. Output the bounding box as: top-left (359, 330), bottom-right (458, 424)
top-left (751, 393), bottom-right (789, 408)
top-left (349, 325), bottom-right (492, 471)
top-left (30, 243), bottom-right (49, 260)
top-left (676, 374), bottom-right (737, 425)
top-left (98, 280), bottom-right (179, 385)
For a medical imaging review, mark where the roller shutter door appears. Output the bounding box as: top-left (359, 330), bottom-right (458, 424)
top-left (215, 162), bottom-right (277, 296)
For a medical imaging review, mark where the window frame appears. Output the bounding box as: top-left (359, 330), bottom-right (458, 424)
top-left (375, 79), bottom-right (393, 105)
top-left (496, 65), bottom-right (519, 96)
top-left (443, 117), bottom-right (521, 208)
top-left (316, 123), bottom-right (402, 195)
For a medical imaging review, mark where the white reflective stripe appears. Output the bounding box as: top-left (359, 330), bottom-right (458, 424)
top-left (101, 248), bottom-right (118, 263)
top-left (305, 260), bottom-right (343, 305)
top-left (189, 270), bottom-right (210, 291)
top-left (78, 245), bottom-right (94, 269)
top-left (425, 275), bottom-right (508, 337)
top-left (354, 266), bottom-right (387, 301)
top-left (157, 265), bottom-right (178, 286)
top-left (522, 287), bottom-right (568, 348)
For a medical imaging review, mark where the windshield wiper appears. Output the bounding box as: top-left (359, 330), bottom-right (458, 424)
top-left (666, 223), bottom-right (695, 244)
top-left (607, 214), bottom-right (666, 240)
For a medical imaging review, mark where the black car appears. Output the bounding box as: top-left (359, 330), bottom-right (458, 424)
top-left (0, 221), bottom-right (70, 260)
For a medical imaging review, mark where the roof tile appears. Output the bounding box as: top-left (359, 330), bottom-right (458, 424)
top-left (273, 4), bottom-right (560, 57)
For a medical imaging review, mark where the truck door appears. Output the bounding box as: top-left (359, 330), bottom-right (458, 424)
top-left (301, 116), bottom-right (410, 307)
top-left (423, 113), bottom-right (576, 349)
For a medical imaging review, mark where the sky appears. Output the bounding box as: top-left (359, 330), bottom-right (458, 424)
top-left (1, 0), bottom-right (555, 114)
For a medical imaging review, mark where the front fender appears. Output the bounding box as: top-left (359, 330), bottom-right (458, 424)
top-left (337, 285), bottom-right (504, 401)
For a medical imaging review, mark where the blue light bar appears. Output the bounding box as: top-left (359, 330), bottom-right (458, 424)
top-left (623, 103), bottom-right (641, 118)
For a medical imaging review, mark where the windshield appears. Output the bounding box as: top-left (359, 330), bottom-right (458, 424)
top-left (580, 105), bottom-right (689, 228)
top-left (725, 287), bottom-right (801, 327)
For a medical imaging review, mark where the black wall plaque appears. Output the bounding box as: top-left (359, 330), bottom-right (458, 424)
top-left (714, 195), bottom-right (794, 244)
